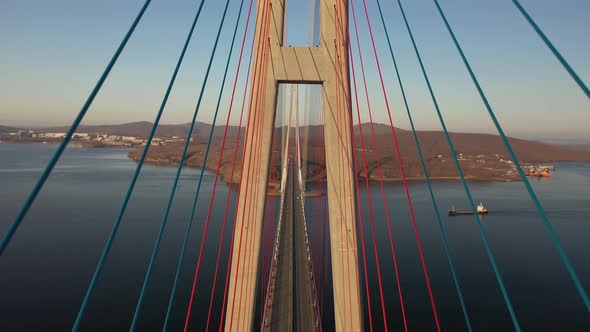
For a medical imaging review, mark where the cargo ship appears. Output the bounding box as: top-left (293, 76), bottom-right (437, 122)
top-left (448, 202), bottom-right (488, 216)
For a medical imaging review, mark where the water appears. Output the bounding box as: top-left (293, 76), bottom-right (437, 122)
top-left (347, 166), bottom-right (590, 331)
top-left (0, 143), bottom-right (589, 331)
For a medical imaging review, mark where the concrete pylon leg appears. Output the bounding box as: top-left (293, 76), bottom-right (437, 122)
top-left (224, 1), bottom-right (361, 331)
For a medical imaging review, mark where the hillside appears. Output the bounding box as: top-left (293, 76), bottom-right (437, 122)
top-left (4, 120), bottom-right (589, 182)
top-left (0, 125), bottom-right (23, 133)
top-left (38, 121), bottom-right (244, 139)
top-left (359, 124), bottom-right (590, 162)
top-left (127, 122), bottom-right (590, 183)
top-left (15, 120), bottom-right (587, 163)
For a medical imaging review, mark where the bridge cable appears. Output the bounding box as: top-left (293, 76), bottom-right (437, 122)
top-left (221, 9), bottom-right (265, 331)
top-left (511, 0), bottom-right (589, 98)
top-left (248, 34), bottom-right (274, 326)
top-left (318, 92), bottom-right (329, 323)
top-left (216, 16), bottom-right (257, 331)
top-left (373, 0), bottom-right (473, 329)
top-left (238, 17), bottom-right (270, 326)
top-left (261, 106), bottom-right (292, 325)
top-left (334, 6), bottom-right (353, 328)
top-left (359, 0), bottom-right (448, 329)
top-left (348, 49), bottom-right (376, 332)
top-left (334, 31), bottom-right (349, 332)
top-left (293, 85), bottom-right (315, 319)
top-left (128, 1), bottom-right (236, 330)
top-left (396, 0), bottom-right (522, 330)
top-left (249, 11), bottom-right (274, 331)
top-left (235, 20), bottom-right (273, 331)
top-left (148, 0), bottom-right (248, 330)
top-left (433, 0), bottom-right (590, 311)
top-left (336, 2), bottom-right (376, 329)
top-left (171, 0), bottom-right (247, 327)
top-left (192, 0), bottom-right (255, 321)
top-left (200, 0), bottom-right (253, 321)
top-left (339, 2), bottom-right (366, 324)
top-left (0, 0), bottom-right (152, 256)
top-left (319, 141), bottom-right (329, 324)
top-left (355, 1), bottom-right (429, 329)
top-left (247, 35), bottom-right (274, 321)
top-left (71, 1), bottom-right (203, 330)
top-left (348, 15), bottom-right (390, 331)
top-left (226, 1), bottom-right (273, 329)
top-left (259, 127), bottom-right (279, 323)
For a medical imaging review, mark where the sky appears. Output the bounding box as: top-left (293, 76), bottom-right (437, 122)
top-left (0, 0), bottom-right (588, 142)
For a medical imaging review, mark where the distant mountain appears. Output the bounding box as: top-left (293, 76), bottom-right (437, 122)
top-left (4, 121), bottom-right (590, 162)
top-left (372, 128), bottom-right (590, 163)
top-left (562, 142), bottom-right (590, 149)
top-left (125, 122), bottom-right (590, 183)
top-left (37, 121), bottom-right (244, 139)
top-left (266, 123), bottom-right (590, 162)
top-left (5, 120), bottom-right (589, 181)
top-left (0, 125), bottom-right (23, 133)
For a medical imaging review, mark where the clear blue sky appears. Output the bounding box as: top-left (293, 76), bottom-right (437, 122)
top-left (0, 0), bottom-right (588, 142)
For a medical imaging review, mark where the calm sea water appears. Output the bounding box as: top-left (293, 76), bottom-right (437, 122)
top-left (0, 143), bottom-right (589, 331)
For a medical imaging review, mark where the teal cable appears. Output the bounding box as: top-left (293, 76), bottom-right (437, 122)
top-left (374, 0), bottom-right (472, 330)
top-left (433, 0), bottom-right (590, 311)
top-left (397, 0), bottom-right (522, 330)
top-left (162, 0), bottom-right (246, 329)
top-left (128, 0), bottom-right (234, 330)
top-left (71, 1), bottom-right (208, 331)
top-left (0, 0), bottom-right (152, 256)
top-left (512, 0), bottom-right (589, 98)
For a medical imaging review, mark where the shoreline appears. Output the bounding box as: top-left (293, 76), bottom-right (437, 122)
top-left (126, 154), bottom-right (523, 184)
top-left (3, 140), bottom-right (584, 184)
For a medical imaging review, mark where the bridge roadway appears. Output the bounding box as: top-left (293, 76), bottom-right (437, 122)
top-left (263, 163), bottom-right (319, 331)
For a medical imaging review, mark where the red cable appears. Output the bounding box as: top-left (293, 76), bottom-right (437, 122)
top-left (335, 1), bottom-right (361, 330)
top-left (261, 126), bottom-right (278, 321)
top-left (181, 0), bottom-right (256, 329)
top-left (225, 1), bottom-right (271, 329)
top-left (237, 20), bottom-right (272, 330)
top-left (336, 3), bottom-right (374, 328)
top-left (249, 82), bottom-right (270, 332)
top-left (173, 0), bottom-right (256, 329)
top-left (344, 6), bottom-right (363, 330)
top-left (335, 49), bottom-right (350, 332)
top-left (339, 37), bottom-right (356, 332)
top-left (336, 2), bottom-right (366, 321)
top-left (319, 101), bottom-right (328, 322)
top-left (230, 4), bottom-right (272, 330)
top-left (348, 53), bottom-right (375, 332)
top-left (234, 66), bottom-right (264, 329)
top-left (357, 0), bottom-right (442, 329)
top-left (333, 8), bottom-right (352, 329)
top-left (349, 2), bottom-right (411, 330)
top-left (217, 24), bottom-right (255, 331)
top-left (347, 10), bottom-right (389, 331)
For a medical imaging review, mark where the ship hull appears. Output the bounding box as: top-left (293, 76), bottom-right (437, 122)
top-left (448, 210), bottom-right (489, 216)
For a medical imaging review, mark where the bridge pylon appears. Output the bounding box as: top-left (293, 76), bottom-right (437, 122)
top-left (225, 1), bottom-right (361, 331)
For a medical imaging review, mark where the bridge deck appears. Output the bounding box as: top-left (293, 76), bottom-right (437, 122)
top-left (263, 164), bottom-right (319, 331)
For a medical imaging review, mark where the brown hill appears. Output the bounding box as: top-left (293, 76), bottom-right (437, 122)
top-left (128, 122), bottom-right (590, 183)
top-left (28, 120), bottom-right (589, 163)
top-left (6, 120), bottom-right (588, 181)
top-left (359, 125), bottom-right (590, 162)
